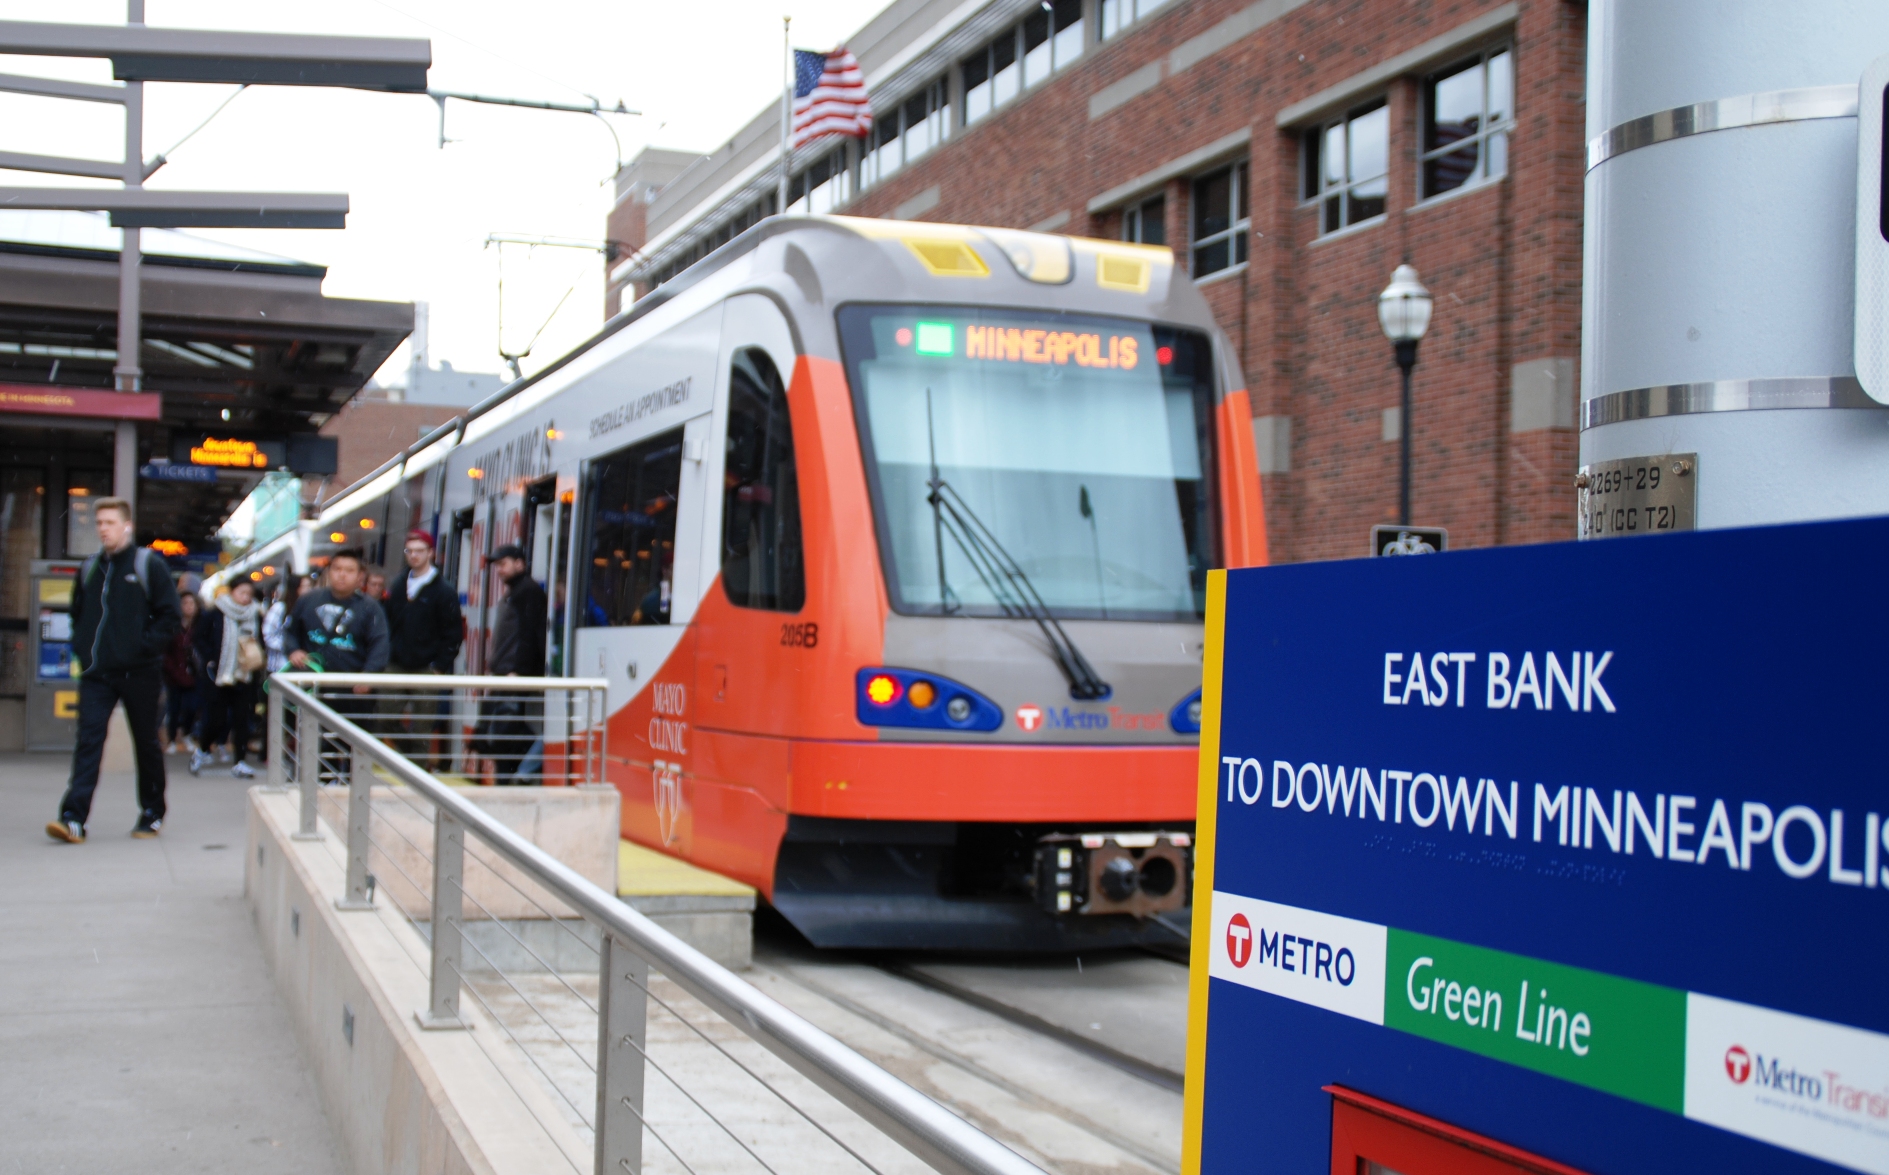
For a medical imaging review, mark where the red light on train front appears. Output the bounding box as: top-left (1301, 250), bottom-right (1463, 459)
top-left (864, 674), bottom-right (903, 706)
top-left (1156, 345), bottom-right (1174, 366)
top-left (895, 327), bottom-right (914, 348)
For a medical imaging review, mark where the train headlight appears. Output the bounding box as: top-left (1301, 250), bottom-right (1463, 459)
top-left (855, 668), bottom-right (1002, 731)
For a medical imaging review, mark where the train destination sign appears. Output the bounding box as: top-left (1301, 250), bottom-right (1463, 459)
top-left (1186, 517), bottom-right (1889, 1175)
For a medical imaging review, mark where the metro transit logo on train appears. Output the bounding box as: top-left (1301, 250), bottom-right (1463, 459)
top-left (1013, 702), bottom-right (1166, 733)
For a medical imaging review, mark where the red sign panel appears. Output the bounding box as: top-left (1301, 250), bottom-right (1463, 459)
top-left (0, 384), bottom-right (161, 421)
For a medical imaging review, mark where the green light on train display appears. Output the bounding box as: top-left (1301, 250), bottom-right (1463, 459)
top-left (914, 321), bottom-right (954, 356)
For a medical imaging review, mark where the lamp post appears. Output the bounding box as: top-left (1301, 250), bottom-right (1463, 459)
top-left (1378, 264), bottom-right (1433, 527)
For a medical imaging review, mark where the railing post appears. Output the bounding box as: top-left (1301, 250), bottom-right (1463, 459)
top-left (264, 681), bottom-right (287, 791)
top-left (335, 740), bottom-right (375, 910)
top-left (595, 934), bottom-right (649, 1175)
top-left (417, 808), bottom-right (470, 1029)
top-left (293, 698), bottom-right (322, 841)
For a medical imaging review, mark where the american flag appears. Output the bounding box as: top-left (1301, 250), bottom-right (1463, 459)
top-left (791, 47), bottom-right (872, 150)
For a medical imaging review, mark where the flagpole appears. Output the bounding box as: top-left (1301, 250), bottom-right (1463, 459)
top-left (778, 15), bottom-right (792, 215)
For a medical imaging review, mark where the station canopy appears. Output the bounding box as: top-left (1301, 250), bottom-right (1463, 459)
top-left (0, 210), bottom-right (411, 544)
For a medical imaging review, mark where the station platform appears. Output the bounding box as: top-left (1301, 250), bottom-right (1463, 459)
top-left (0, 751), bottom-right (344, 1173)
top-left (617, 838), bottom-right (757, 969)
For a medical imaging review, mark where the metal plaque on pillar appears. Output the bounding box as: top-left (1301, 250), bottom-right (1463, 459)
top-left (1577, 454), bottom-right (1697, 540)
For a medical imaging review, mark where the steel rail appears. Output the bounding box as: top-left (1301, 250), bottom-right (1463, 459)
top-left (270, 675), bottom-right (1046, 1175)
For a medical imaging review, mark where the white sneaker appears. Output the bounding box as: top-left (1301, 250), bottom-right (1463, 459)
top-left (231, 761), bottom-right (257, 779)
top-left (215, 746), bottom-right (232, 764)
top-left (188, 749), bottom-right (210, 776)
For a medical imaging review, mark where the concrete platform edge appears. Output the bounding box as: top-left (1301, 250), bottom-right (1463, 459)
top-left (245, 787), bottom-right (589, 1175)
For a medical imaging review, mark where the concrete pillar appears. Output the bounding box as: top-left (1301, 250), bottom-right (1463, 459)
top-left (113, 420), bottom-right (137, 513)
top-left (1582, 0), bottom-right (1889, 529)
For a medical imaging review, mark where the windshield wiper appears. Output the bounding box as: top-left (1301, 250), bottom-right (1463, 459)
top-left (922, 388), bottom-right (1111, 701)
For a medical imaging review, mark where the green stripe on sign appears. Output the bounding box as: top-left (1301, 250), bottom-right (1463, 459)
top-left (1384, 929), bottom-right (1687, 1114)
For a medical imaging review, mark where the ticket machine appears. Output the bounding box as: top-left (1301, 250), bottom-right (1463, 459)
top-left (28, 559), bottom-right (82, 751)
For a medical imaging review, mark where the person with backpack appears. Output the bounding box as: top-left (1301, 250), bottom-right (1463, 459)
top-left (161, 591), bottom-right (204, 755)
top-left (191, 579), bottom-right (264, 778)
top-left (46, 497), bottom-right (182, 843)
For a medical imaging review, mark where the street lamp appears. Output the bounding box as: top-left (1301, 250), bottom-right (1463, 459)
top-left (1378, 264), bottom-right (1432, 527)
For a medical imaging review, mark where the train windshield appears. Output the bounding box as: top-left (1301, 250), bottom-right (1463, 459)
top-left (837, 304), bottom-right (1215, 621)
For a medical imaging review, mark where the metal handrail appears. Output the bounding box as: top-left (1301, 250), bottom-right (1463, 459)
top-left (278, 672), bottom-right (609, 690)
top-left (269, 675), bottom-right (1046, 1175)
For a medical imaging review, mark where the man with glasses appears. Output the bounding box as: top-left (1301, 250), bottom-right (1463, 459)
top-left (382, 531), bottom-right (462, 772)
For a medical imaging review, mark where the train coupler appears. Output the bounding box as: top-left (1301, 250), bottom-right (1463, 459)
top-left (1032, 831), bottom-right (1191, 919)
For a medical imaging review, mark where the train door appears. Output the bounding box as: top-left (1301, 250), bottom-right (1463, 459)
top-left (449, 506), bottom-right (476, 672)
top-left (683, 294), bottom-right (804, 881)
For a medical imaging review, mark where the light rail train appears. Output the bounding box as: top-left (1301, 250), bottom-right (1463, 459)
top-left (219, 216), bottom-right (1267, 949)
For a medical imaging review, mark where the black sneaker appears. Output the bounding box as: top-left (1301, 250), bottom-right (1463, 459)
top-left (131, 815), bottom-right (162, 839)
top-left (45, 819), bottom-right (85, 844)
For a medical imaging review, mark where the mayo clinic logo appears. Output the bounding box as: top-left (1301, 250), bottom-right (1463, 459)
top-left (1015, 704), bottom-right (1044, 732)
top-left (1227, 913), bottom-right (1253, 967)
top-left (1726, 1045), bottom-right (1752, 1084)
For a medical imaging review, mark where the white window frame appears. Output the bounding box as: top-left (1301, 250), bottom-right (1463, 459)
top-left (1305, 99), bottom-right (1390, 236)
top-left (1191, 160), bottom-right (1249, 279)
top-left (861, 77), bottom-right (949, 191)
top-left (1099, 0), bottom-right (1171, 41)
top-left (960, 0), bottom-right (1084, 129)
top-left (1418, 45), bottom-right (1513, 202)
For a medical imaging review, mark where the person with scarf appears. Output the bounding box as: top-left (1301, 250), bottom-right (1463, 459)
top-left (190, 581), bottom-right (262, 778)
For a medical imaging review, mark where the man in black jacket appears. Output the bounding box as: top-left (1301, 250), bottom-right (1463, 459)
top-left (48, 497), bottom-right (182, 843)
top-left (382, 530), bottom-right (462, 770)
top-left (483, 544), bottom-right (546, 781)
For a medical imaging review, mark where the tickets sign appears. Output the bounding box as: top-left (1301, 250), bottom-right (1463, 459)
top-left (1185, 517), bottom-right (1889, 1175)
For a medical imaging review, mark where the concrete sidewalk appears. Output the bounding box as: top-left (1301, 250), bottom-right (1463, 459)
top-left (0, 752), bottom-right (344, 1174)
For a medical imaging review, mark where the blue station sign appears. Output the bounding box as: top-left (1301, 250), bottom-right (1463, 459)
top-left (1184, 517), bottom-right (1889, 1175)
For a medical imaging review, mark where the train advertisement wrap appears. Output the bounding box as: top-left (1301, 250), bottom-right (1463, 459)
top-left (1184, 517), bottom-right (1889, 1175)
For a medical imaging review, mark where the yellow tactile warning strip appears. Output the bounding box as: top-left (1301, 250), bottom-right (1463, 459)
top-left (618, 839), bottom-right (756, 899)
top-left (1180, 570), bottom-right (1228, 1175)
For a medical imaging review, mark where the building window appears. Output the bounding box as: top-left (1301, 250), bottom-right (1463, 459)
top-left (789, 147), bottom-right (851, 214)
top-left (1123, 194), bottom-right (1165, 245)
top-left (1192, 162), bottom-right (1248, 277)
top-left (1422, 47), bottom-right (1512, 198)
top-left (862, 77), bottom-right (948, 190)
top-left (1099, 0), bottom-right (1169, 40)
top-left (1305, 100), bottom-right (1388, 234)
top-left (961, 0), bottom-right (1082, 128)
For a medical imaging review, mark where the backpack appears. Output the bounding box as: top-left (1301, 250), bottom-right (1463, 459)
top-left (81, 546), bottom-right (163, 599)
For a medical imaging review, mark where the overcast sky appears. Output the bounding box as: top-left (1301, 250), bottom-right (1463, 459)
top-left (0, 0), bottom-right (886, 382)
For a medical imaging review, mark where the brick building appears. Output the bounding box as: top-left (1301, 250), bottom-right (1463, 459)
top-left (607, 0), bottom-right (1585, 561)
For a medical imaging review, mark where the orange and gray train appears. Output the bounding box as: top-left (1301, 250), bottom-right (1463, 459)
top-left (274, 216), bottom-right (1267, 949)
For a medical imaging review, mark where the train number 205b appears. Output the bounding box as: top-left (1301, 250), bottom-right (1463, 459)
top-left (780, 622), bottom-right (819, 649)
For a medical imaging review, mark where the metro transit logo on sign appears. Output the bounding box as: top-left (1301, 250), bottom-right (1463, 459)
top-left (1226, 913), bottom-right (1252, 968)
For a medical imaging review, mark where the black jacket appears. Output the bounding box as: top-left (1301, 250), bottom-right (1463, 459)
top-left (282, 588), bottom-right (390, 675)
top-left (384, 568), bottom-right (463, 672)
top-left (70, 545), bottom-right (181, 676)
top-left (489, 572), bottom-right (546, 677)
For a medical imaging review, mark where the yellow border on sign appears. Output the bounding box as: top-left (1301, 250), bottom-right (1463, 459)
top-left (1181, 569), bottom-right (1227, 1175)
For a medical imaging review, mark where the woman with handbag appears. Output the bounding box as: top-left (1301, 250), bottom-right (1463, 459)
top-left (191, 581), bottom-right (265, 778)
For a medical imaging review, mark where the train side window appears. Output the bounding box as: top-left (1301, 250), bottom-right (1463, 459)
top-left (721, 348), bottom-right (805, 612)
top-left (581, 428), bottom-right (684, 627)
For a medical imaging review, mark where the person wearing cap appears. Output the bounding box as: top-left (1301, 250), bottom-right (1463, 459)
top-left (382, 529), bottom-right (462, 772)
top-left (482, 543), bottom-right (545, 782)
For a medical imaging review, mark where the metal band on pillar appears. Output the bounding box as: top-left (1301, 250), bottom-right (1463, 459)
top-left (1581, 377), bottom-right (1879, 430)
top-left (1586, 85), bottom-right (1858, 170)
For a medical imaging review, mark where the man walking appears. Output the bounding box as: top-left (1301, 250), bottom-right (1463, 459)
top-left (47, 498), bottom-right (182, 843)
top-left (383, 530), bottom-right (462, 770)
top-left (284, 549), bottom-right (389, 779)
top-left (484, 544), bottom-right (545, 782)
